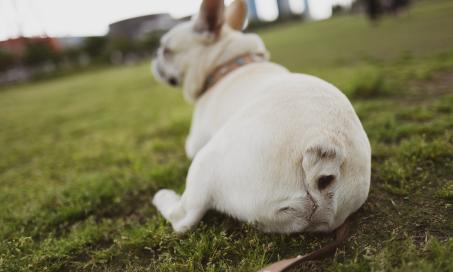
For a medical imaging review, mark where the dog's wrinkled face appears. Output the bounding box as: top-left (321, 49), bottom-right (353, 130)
top-left (152, 0), bottom-right (247, 92)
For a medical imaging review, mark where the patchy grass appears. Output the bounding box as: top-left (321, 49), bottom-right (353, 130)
top-left (1, 0), bottom-right (452, 271)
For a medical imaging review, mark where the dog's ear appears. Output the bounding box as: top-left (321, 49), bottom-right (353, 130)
top-left (226, 0), bottom-right (248, 31)
top-left (194, 0), bottom-right (225, 38)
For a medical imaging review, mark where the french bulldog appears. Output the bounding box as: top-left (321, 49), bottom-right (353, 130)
top-left (151, 0), bottom-right (371, 234)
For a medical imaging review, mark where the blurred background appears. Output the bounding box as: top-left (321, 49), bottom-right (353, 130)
top-left (0, 0), bottom-right (412, 84)
top-left (1, 0), bottom-right (453, 271)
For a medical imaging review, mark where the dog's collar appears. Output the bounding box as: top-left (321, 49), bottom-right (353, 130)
top-left (200, 52), bottom-right (267, 96)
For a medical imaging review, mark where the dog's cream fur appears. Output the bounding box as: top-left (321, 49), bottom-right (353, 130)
top-left (152, 0), bottom-right (371, 233)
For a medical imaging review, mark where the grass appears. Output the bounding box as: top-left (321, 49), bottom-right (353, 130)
top-left (1, 0), bottom-right (452, 271)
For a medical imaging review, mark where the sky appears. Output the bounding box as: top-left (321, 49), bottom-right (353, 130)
top-left (0, 0), bottom-right (354, 41)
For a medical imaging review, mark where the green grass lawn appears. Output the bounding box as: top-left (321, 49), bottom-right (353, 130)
top-left (1, 0), bottom-right (452, 271)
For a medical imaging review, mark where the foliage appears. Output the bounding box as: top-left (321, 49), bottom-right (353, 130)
top-left (83, 36), bottom-right (109, 62)
top-left (23, 41), bottom-right (60, 66)
top-left (0, 49), bottom-right (16, 72)
top-left (109, 38), bottom-right (140, 54)
top-left (140, 31), bottom-right (165, 53)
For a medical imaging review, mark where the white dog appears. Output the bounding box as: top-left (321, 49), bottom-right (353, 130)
top-left (151, 0), bottom-right (371, 234)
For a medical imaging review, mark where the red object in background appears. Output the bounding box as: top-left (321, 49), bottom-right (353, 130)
top-left (0, 37), bottom-right (61, 57)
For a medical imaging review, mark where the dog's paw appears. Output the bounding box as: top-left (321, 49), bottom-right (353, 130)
top-left (152, 189), bottom-right (181, 219)
top-left (172, 221), bottom-right (193, 233)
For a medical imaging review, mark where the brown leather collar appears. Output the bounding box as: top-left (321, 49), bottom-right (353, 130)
top-left (200, 52), bottom-right (267, 96)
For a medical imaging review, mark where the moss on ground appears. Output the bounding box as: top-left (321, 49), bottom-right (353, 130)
top-left (1, 0), bottom-right (452, 271)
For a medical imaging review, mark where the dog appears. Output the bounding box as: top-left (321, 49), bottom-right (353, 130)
top-left (151, 0), bottom-right (371, 234)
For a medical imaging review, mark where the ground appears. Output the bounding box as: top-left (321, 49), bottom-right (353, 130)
top-left (0, 0), bottom-right (452, 271)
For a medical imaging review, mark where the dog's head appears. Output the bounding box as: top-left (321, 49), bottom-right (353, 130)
top-left (152, 0), bottom-right (267, 102)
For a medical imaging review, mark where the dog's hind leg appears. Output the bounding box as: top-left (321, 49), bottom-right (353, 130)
top-left (185, 132), bottom-right (211, 159)
top-left (153, 188), bottom-right (209, 233)
top-left (153, 185), bottom-right (211, 233)
top-left (152, 155), bottom-right (212, 233)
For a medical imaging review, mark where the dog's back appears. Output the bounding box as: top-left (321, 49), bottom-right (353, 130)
top-left (191, 68), bottom-right (371, 232)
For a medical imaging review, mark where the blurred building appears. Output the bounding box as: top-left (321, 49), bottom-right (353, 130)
top-left (0, 37), bottom-right (61, 57)
top-left (247, 0), bottom-right (259, 21)
top-left (108, 14), bottom-right (179, 41)
top-left (303, 0), bottom-right (311, 18)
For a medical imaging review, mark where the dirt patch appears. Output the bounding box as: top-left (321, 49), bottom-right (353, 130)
top-left (408, 70), bottom-right (453, 99)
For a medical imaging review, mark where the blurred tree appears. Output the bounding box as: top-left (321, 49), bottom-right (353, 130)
top-left (23, 41), bottom-right (59, 66)
top-left (109, 38), bottom-right (138, 54)
top-left (362, 0), bottom-right (412, 21)
top-left (83, 36), bottom-right (108, 61)
top-left (365, 0), bottom-right (382, 21)
top-left (391, 0), bottom-right (411, 14)
top-left (0, 49), bottom-right (16, 72)
top-left (140, 31), bottom-right (164, 53)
